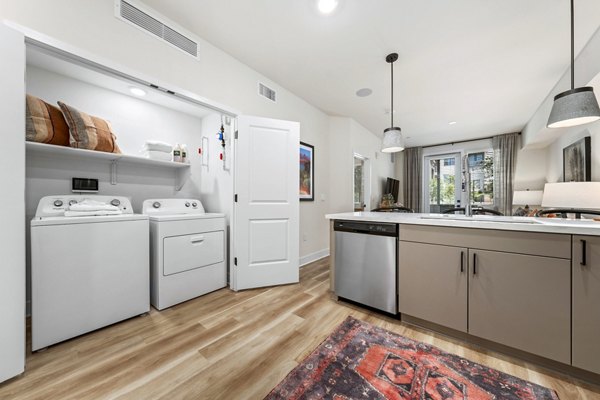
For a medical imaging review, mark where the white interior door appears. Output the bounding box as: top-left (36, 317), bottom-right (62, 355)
top-left (231, 116), bottom-right (300, 291)
top-left (0, 24), bottom-right (25, 382)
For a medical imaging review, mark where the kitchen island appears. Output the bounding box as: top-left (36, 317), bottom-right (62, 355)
top-left (326, 211), bottom-right (600, 382)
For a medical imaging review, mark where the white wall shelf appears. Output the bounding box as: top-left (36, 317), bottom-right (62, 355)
top-left (26, 141), bottom-right (190, 190)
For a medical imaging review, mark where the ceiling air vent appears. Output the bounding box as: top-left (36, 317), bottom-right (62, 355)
top-left (259, 83), bottom-right (277, 102)
top-left (115, 0), bottom-right (199, 59)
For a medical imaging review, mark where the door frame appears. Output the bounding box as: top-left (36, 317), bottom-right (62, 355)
top-left (352, 152), bottom-right (371, 212)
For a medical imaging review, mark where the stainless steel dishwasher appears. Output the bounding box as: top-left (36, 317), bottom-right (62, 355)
top-left (334, 220), bottom-right (398, 314)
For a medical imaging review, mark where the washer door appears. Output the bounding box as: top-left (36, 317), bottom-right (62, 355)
top-left (163, 230), bottom-right (224, 276)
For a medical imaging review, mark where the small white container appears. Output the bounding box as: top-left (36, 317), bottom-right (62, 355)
top-left (173, 143), bottom-right (182, 163)
top-left (181, 144), bottom-right (188, 164)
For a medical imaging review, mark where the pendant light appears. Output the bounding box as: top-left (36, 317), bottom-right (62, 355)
top-left (547, 0), bottom-right (600, 128)
top-left (382, 53), bottom-right (404, 153)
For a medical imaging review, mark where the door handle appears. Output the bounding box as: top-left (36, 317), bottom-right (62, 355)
top-left (581, 239), bottom-right (587, 266)
top-left (460, 251), bottom-right (464, 272)
top-left (190, 236), bottom-right (205, 244)
top-left (472, 252), bottom-right (477, 275)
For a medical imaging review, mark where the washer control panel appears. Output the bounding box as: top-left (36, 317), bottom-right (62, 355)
top-left (34, 195), bottom-right (134, 218)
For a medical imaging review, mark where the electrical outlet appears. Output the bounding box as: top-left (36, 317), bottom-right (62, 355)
top-left (302, 234), bottom-right (307, 242)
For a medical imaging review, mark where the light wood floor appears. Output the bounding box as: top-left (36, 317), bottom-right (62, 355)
top-left (1, 257), bottom-right (600, 399)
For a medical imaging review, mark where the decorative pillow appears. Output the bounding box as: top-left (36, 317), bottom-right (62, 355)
top-left (25, 94), bottom-right (70, 146)
top-left (57, 101), bottom-right (121, 154)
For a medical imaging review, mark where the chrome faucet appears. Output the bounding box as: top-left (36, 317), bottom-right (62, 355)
top-left (462, 155), bottom-right (472, 217)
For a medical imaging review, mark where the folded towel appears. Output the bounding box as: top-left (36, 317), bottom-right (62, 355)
top-left (64, 210), bottom-right (123, 217)
top-left (142, 150), bottom-right (173, 162)
top-left (69, 200), bottom-right (120, 212)
top-left (143, 140), bottom-right (172, 153)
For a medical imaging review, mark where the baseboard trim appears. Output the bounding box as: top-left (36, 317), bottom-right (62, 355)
top-left (299, 248), bottom-right (329, 267)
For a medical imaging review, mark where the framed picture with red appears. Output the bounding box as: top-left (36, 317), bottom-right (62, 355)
top-left (299, 142), bottom-right (314, 201)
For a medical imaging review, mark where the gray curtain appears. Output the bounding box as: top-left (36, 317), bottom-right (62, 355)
top-left (493, 133), bottom-right (520, 216)
top-left (403, 147), bottom-right (423, 212)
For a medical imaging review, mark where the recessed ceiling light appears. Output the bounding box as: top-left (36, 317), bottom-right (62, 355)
top-left (317, 0), bottom-right (338, 14)
top-left (448, 121), bottom-right (457, 125)
top-left (129, 87), bottom-right (147, 97)
top-left (356, 88), bottom-right (372, 97)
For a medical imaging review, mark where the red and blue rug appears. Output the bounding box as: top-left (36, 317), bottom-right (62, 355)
top-left (265, 316), bottom-right (558, 399)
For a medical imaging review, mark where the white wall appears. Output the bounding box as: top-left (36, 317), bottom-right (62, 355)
top-left (0, 23), bottom-right (25, 383)
top-left (514, 148), bottom-right (547, 191)
top-left (1, 0), bottom-right (331, 259)
top-left (328, 117), bottom-right (397, 213)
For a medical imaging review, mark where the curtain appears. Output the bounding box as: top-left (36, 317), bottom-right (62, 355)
top-left (403, 147), bottom-right (423, 212)
top-left (493, 133), bottom-right (520, 216)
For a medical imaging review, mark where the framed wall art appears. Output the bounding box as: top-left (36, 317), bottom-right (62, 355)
top-left (300, 142), bottom-right (314, 201)
top-left (563, 136), bottom-right (591, 182)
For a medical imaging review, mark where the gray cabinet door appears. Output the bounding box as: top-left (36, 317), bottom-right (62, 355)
top-left (573, 235), bottom-right (600, 374)
top-left (399, 241), bottom-right (468, 332)
top-left (468, 249), bottom-right (570, 363)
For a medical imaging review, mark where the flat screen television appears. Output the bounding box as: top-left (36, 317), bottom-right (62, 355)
top-left (384, 177), bottom-right (400, 202)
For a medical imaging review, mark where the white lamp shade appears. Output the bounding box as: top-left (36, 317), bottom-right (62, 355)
top-left (542, 182), bottom-right (600, 209)
top-left (513, 190), bottom-right (544, 206)
top-left (382, 127), bottom-right (404, 153)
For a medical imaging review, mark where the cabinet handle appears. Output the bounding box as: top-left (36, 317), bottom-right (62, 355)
top-left (581, 239), bottom-right (587, 266)
top-left (190, 236), bottom-right (205, 244)
top-left (473, 253), bottom-right (477, 275)
top-left (460, 251), bottom-right (464, 272)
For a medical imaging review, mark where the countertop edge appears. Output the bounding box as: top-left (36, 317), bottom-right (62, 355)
top-left (325, 212), bottom-right (600, 236)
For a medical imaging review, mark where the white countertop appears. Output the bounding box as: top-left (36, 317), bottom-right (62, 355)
top-left (325, 212), bottom-right (600, 236)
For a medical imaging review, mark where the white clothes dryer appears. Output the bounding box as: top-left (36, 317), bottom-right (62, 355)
top-left (142, 199), bottom-right (226, 310)
top-left (30, 195), bottom-right (149, 351)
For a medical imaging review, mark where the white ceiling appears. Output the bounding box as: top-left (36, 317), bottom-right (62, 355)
top-left (143, 0), bottom-right (600, 147)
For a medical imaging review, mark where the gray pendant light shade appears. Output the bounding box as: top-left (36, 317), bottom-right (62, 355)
top-left (382, 53), bottom-right (404, 153)
top-left (547, 0), bottom-right (600, 129)
top-left (382, 127), bottom-right (404, 153)
top-left (547, 87), bottom-right (600, 128)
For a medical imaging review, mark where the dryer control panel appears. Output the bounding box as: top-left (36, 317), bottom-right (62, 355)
top-left (142, 198), bottom-right (206, 216)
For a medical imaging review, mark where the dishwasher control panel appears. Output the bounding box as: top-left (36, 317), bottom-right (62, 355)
top-left (334, 220), bottom-right (398, 237)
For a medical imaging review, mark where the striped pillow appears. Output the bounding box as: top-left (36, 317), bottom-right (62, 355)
top-left (25, 94), bottom-right (70, 146)
top-left (58, 101), bottom-right (121, 154)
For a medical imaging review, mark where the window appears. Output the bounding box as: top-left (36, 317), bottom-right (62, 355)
top-left (467, 150), bottom-right (494, 206)
top-left (443, 158), bottom-right (455, 166)
top-left (422, 140), bottom-right (496, 213)
top-left (424, 153), bottom-right (461, 213)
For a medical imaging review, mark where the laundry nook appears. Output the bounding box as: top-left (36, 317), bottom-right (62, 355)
top-left (2, 1), bottom-right (600, 399)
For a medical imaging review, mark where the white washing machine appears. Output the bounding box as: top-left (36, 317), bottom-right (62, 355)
top-left (30, 195), bottom-right (149, 351)
top-left (143, 199), bottom-right (227, 310)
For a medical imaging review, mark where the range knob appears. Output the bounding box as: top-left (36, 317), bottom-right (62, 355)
top-left (110, 199), bottom-right (121, 207)
top-left (53, 199), bottom-right (63, 207)
top-left (185, 202), bottom-right (190, 207)
top-left (69, 200), bottom-right (78, 206)
top-left (152, 201), bottom-right (161, 209)
top-left (192, 202), bottom-right (198, 208)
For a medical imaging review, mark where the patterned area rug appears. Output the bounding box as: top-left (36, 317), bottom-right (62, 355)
top-left (265, 316), bottom-right (559, 400)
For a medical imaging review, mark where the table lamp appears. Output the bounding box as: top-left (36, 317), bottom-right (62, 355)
top-left (540, 182), bottom-right (600, 218)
